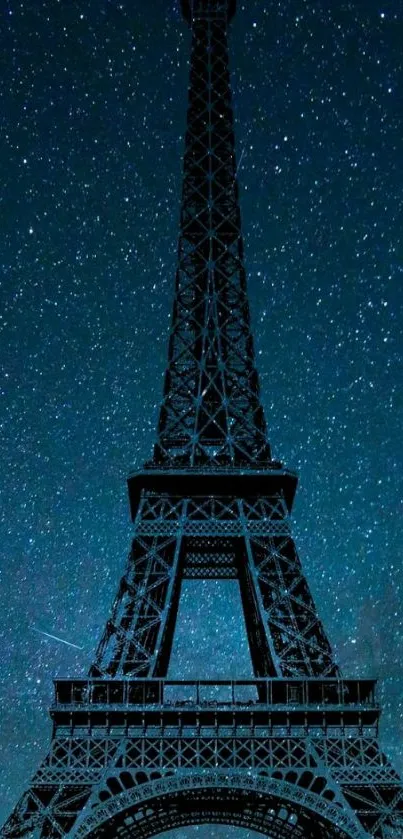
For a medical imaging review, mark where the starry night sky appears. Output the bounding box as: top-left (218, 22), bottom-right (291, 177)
top-left (1, 0), bottom-right (402, 834)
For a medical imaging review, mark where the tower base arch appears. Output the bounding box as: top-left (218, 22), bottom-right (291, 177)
top-left (74, 773), bottom-right (367, 839)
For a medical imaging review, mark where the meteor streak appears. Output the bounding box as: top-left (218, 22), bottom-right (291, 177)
top-left (33, 627), bottom-right (84, 650)
top-left (235, 145), bottom-right (246, 175)
top-left (232, 146), bottom-right (246, 189)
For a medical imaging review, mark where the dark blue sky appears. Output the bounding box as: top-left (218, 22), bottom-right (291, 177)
top-left (1, 0), bottom-right (402, 833)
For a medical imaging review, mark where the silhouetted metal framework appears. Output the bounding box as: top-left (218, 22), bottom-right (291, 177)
top-left (154, 0), bottom-right (269, 469)
top-left (2, 1), bottom-right (402, 837)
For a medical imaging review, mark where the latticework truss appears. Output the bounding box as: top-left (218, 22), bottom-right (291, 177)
top-left (90, 490), bottom-right (338, 680)
top-left (154, 5), bottom-right (271, 468)
top-left (2, 0), bottom-right (402, 837)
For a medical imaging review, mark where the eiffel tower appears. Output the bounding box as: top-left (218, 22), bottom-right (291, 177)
top-left (2, 1), bottom-right (402, 837)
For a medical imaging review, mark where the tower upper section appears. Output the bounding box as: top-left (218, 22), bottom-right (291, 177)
top-left (153, 2), bottom-right (273, 470)
top-left (181, 0), bottom-right (236, 26)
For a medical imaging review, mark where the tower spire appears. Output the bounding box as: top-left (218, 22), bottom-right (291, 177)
top-left (154, 0), bottom-right (271, 468)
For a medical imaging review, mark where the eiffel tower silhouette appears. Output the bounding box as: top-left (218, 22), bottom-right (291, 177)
top-left (2, 0), bottom-right (402, 837)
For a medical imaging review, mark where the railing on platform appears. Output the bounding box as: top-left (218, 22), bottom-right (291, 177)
top-left (53, 678), bottom-right (377, 709)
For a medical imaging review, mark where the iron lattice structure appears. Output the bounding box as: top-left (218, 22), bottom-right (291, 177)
top-left (2, 0), bottom-right (402, 837)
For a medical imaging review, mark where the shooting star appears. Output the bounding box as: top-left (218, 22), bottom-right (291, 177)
top-left (232, 146), bottom-right (247, 189)
top-left (235, 145), bottom-right (246, 175)
top-left (33, 627), bottom-right (84, 650)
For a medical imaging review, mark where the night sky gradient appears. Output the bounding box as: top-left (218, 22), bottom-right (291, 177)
top-left (1, 0), bottom-right (402, 835)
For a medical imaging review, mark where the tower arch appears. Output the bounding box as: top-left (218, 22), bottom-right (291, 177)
top-left (74, 774), bottom-right (364, 839)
